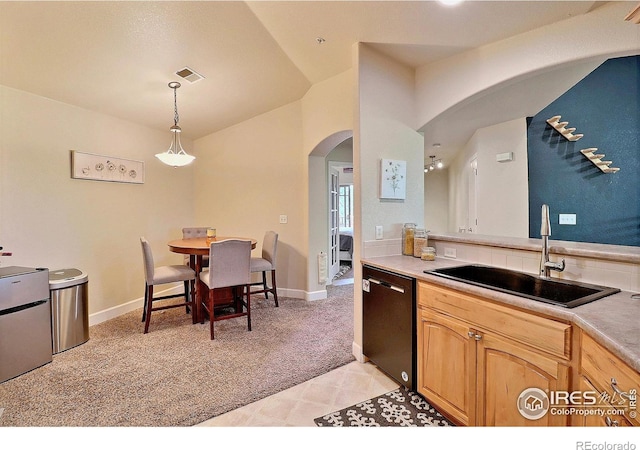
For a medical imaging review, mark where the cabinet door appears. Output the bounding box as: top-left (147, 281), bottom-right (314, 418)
top-left (417, 308), bottom-right (475, 425)
top-left (477, 332), bottom-right (570, 426)
top-left (575, 377), bottom-right (633, 427)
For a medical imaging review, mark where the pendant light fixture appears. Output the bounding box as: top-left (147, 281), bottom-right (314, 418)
top-left (155, 81), bottom-right (195, 167)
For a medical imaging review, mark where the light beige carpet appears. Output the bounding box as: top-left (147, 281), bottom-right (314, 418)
top-left (0, 284), bottom-right (355, 427)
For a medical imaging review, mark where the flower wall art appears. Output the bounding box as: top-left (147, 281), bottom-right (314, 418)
top-left (380, 159), bottom-right (406, 200)
top-left (71, 150), bottom-right (144, 184)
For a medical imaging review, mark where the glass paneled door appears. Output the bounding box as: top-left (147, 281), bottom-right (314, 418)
top-left (328, 167), bottom-right (340, 281)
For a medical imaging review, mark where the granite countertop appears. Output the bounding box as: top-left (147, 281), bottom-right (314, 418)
top-left (361, 255), bottom-right (640, 373)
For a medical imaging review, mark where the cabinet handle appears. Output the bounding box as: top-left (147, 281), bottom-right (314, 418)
top-left (611, 378), bottom-right (630, 399)
top-left (467, 330), bottom-right (482, 340)
top-left (605, 416), bottom-right (619, 427)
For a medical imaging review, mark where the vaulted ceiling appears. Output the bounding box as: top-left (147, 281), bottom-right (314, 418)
top-left (0, 1), bottom-right (612, 149)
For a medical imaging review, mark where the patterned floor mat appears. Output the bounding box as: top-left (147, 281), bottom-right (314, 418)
top-left (314, 388), bottom-right (454, 427)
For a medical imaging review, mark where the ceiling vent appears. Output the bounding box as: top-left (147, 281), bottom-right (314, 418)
top-left (176, 67), bottom-right (205, 83)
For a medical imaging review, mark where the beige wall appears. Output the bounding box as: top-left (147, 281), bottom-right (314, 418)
top-left (192, 102), bottom-right (306, 296)
top-left (193, 69), bottom-right (353, 299)
top-left (354, 43), bottom-right (424, 359)
top-left (424, 168), bottom-right (449, 234)
top-left (0, 85), bottom-right (194, 321)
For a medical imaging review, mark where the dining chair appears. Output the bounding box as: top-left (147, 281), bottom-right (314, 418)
top-left (140, 237), bottom-right (196, 334)
top-left (199, 239), bottom-right (252, 340)
top-left (249, 231), bottom-right (279, 307)
top-left (182, 227), bottom-right (210, 268)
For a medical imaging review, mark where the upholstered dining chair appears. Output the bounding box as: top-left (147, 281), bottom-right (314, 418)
top-left (249, 231), bottom-right (279, 307)
top-left (199, 239), bottom-right (252, 340)
top-left (182, 227), bottom-right (210, 268)
top-left (140, 237), bottom-right (196, 334)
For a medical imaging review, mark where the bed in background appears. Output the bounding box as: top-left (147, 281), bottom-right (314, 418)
top-left (339, 227), bottom-right (353, 263)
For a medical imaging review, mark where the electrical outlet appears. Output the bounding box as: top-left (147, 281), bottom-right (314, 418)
top-left (444, 248), bottom-right (457, 258)
top-left (375, 225), bottom-right (383, 239)
top-left (279, 215), bottom-right (288, 224)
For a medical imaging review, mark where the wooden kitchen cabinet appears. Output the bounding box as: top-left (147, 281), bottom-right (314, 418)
top-left (417, 281), bottom-right (572, 426)
top-left (417, 308), bottom-right (476, 425)
top-left (574, 376), bottom-right (633, 427)
top-left (579, 331), bottom-right (639, 427)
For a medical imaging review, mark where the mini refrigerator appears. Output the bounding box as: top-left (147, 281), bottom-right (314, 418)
top-left (0, 266), bottom-right (52, 383)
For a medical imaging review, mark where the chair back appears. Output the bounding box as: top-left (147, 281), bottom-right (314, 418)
top-left (140, 237), bottom-right (155, 283)
top-left (208, 239), bottom-right (251, 289)
top-left (262, 231), bottom-right (278, 265)
top-left (182, 227), bottom-right (209, 239)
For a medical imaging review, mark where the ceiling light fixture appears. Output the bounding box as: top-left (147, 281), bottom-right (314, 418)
top-left (438, 0), bottom-right (464, 6)
top-left (155, 82), bottom-right (195, 168)
top-left (425, 155), bottom-right (443, 173)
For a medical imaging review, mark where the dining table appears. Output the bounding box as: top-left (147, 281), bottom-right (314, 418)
top-left (168, 236), bottom-right (257, 323)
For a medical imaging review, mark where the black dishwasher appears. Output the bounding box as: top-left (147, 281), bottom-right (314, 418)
top-left (362, 264), bottom-right (416, 390)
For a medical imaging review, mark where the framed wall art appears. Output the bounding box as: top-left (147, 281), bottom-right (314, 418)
top-left (380, 158), bottom-right (406, 199)
top-left (71, 151), bottom-right (144, 184)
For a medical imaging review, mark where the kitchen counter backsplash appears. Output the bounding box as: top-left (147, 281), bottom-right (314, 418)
top-left (363, 232), bottom-right (640, 293)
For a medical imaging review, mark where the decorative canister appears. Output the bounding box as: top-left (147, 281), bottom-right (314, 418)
top-left (421, 246), bottom-right (436, 261)
top-left (413, 228), bottom-right (428, 258)
top-left (402, 223), bottom-right (416, 256)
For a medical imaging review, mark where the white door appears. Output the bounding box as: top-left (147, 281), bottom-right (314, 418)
top-left (468, 157), bottom-right (478, 233)
top-left (328, 167), bottom-right (340, 282)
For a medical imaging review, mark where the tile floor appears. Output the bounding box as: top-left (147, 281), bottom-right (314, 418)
top-left (196, 360), bottom-right (399, 427)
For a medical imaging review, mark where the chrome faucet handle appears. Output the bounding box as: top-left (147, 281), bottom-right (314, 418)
top-left (544, 258), bottom-right (565, 272)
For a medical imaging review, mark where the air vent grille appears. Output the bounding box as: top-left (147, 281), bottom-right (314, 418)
top-left (176, 67), bottom-right (205, 83)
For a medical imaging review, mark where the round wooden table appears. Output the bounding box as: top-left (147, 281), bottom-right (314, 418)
top-left (168, 236), bottom-right (257, 257)
top-left (168, 236), bottom-right (257, 322)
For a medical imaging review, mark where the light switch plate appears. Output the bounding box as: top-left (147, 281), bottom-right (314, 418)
top-left (375, 225), bottom-right (383, 239)
top-left (559, 213), bottom-right (576, 225)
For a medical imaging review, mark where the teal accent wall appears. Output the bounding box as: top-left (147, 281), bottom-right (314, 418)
top-left (527, 56), bottom-right (640, 246)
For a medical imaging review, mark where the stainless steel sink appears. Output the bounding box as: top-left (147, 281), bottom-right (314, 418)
top-left (425, 264), bottom-right (620, 308)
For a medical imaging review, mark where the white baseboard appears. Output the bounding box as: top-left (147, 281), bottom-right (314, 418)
top-left (89, 286), bottom-right (324, 326)
top-left (352, 341), bottom-right (366, 363)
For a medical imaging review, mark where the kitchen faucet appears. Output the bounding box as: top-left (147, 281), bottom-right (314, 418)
top-left (539, 204), bottom-right (565, 278)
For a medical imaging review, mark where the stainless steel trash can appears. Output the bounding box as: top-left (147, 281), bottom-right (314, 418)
top-left (49, 268), bottom-right (89, 354)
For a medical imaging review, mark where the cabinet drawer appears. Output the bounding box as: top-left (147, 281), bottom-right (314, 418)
top-left (418, 281), bottom-right (572, 360)
top-left (581, 332), bottom-right (639, 426)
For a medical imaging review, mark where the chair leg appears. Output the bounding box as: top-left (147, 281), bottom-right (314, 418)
top-left (199, 279), bottom-right (206, 325)
top-left (191, 279), bottom-right (197, 324)
top-left (183, 280), bottom-right (191, 316)
top-left (209, 289), bottom-right (215, 340)
top-left (261, 272), bottom-right (268, 299)
top-left (144, 284), bottom-right (154, 334)
top-left (246, 285), bottom-right (251, 332)
top-left (142, 282), bottom-right (148, 322)
top-left (271, 270), bottom-right (278, 307)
